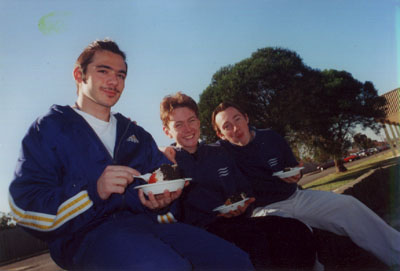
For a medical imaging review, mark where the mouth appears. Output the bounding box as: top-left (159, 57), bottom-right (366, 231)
top-left (101, 87), bottom-right (120, 97)
top-left (183, 134), bottom-right (195, 140)
top-left (235, 132), bottom-right (243, 140)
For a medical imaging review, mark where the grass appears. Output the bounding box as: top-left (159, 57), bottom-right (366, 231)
top-left (303, 151), bottom-right (399, 191)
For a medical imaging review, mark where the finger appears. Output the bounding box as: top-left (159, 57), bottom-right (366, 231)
top-left (219, 212), bottom-right (232, 218)
top-left (104, 170), bottom-right (135, 184)
top-left (147, 192), bottom-right (160, 209)
top-left (113, 178), bottom-right (130, 188)
top-left (161, 190), bottom-right (172, 206)
top-left (170, 189), bottom-right (183, 201)
top-left (107, 185), bottom-right (126, 195)
top-left (138, 189), bottom-right (147, 205)
top-left (105, 165), bottom-right (138, 175)
top-left (236, 206), bottom-right (246, 215)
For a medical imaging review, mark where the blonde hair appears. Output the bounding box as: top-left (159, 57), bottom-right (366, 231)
top-left (160, 92), bottom-right (198, 127)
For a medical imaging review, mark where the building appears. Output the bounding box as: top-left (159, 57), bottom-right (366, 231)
top-left (380, 88), bottom-right (400, 156)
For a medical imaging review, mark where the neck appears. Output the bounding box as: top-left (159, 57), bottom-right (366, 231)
top-left (179, 144), bottom-right (198, 154)
top-left (74, 99), bottom-right (111, 122)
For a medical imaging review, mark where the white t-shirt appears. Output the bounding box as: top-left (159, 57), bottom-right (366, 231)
top-left (73, 108), bottom-right (117, 158)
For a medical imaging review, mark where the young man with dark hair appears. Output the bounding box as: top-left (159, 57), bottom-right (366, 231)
top-left (8, 40), bottom-right (254, 270)
top-left (212, 101), bottom-right (400, 268)
top-left (160, 92), bottom-right (319, 270)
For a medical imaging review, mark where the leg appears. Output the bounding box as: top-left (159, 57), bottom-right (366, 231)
top-left (207, 216), bottom-right (316, 270)
top-left (152, 221), bottom-right (254, 271)
top-left (254, 189), bottom-right (400, 266)
top-left (73, 214), bottom-right (192, 270)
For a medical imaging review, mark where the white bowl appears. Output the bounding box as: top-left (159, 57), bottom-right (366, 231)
top-left (272, 167), bottom-right (304, 178)
top-left (212, 198), bottom-right (249, 214)
top-left (134, 178), bottom-right (191, 195)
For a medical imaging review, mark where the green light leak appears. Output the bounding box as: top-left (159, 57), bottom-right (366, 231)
top-left (38, 11), bottom-right (70, 35)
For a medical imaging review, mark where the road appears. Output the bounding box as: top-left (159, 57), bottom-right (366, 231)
top-left (298, 150), bottom-right (390, 186)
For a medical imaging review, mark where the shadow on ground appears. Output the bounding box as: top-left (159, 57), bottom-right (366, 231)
top-left (307, 157), bottom-right (399, 190)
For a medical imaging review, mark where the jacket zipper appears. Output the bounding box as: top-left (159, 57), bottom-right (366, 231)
top-left (113, 120), bottom-right (132, 212)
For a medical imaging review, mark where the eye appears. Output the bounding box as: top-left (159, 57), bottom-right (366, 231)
top-left (118, 74), bottom-right (126, 80)
top-left (98, 69), bottom-right (107, 74)
top-left (223, 123), bottom-right (232, 130)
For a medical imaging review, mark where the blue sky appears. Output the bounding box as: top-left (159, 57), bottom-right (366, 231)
top-left (0, 0), bottom-right (398, 212)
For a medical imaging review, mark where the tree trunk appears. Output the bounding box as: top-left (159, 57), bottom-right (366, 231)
top-left (334, 159), bottom-right (347, 173)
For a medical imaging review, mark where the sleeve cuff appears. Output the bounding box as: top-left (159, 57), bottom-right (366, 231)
top-left (157, 212), bottom-right (177, 224)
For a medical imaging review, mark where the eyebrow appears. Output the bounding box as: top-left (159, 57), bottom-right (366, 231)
top-left (96, 65), bottom-right (127, 75)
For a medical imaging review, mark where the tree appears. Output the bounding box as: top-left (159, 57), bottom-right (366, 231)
top-left (198, 47), bottom-right (387, 172)
top-left (198, 47), bottom-right (311, 142)
top-left (299, 70), bottom-right (386, 172)
top-left (353, 133), bottom-right (376, 150)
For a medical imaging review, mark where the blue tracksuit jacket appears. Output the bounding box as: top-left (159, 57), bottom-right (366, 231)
top-left (8, 105), bottom-right (170, 267)
top-left (217, 128), bottom-right (299, 207)
top-left (174, 142), bottom-right (253, 228)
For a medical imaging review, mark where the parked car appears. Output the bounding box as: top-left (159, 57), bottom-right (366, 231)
top-left (316, 160), bottom-right (335, 171)
top-left (377, 144), bottom-right (390, 152)
top-left (343, 153), bottom-right (358, 163)
top-left (367, 147), bottom-right (379, 154)
top-left (356, 150), bottom-right (368, 158)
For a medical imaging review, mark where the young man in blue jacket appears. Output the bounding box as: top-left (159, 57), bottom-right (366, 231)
top-left (160, 92), bottom-right (318, 270)
top-left (8, 40), bottom-right (254, 270)
top-left (212, 101), bottom-right (400, 268)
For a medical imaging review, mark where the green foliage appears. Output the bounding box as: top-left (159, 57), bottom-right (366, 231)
top-left (198, 47), bottom-right (311, 142)
top-left (300, 70), bottom-right (386, 169)
top-left (198, 47), bottom-right (387, 172)
top-left (353, 133), bottom-right (377, 150)
top-left (0, 212), bottom-right (16, 231)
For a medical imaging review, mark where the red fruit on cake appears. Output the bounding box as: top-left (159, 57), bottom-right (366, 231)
top-left (148, 164), bottom-right (183, 184)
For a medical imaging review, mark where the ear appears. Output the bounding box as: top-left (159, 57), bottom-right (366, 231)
top-left (73, 67), bottom-right (84, 83)
top-left (216, 130), bottom-right (226, 140)
top-left (163, 126), bottom-right (174, 139)
top-left (245, 114), bottom-right (249, 124)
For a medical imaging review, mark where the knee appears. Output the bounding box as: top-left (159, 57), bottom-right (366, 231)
top-left (336, 194), bottom-right (364, 212)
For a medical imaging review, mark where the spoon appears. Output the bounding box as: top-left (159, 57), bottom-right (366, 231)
top-left (134, 173), bottom-right (152, 182)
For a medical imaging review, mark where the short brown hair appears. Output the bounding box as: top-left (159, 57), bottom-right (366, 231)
top-left (160, 92), bottom-right (199, 127)
top-left (211, 102), bottom-right (247, 133)
top-left (75, 39), bottom-right (127, 79)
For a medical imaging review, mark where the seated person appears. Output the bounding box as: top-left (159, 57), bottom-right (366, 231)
top-left (211, 101), bottom-right (400, 269)
top-left (159, 92), bottom-right (318, 270)
top-left (7, 40), bottom-right (254, 270)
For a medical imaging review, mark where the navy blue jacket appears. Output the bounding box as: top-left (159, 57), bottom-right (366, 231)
top-left (8, 105), bottom-right (170, 268)
top-left (175, 142), bottom-right (253, 228)
top-left (218, 128), bottom-right (298, 207)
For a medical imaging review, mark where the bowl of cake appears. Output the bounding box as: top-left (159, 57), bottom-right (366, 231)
top-left (213, 193), bottom-right (249, 214)
top-left (272, 167), bottom-right (304, 178)
top-left (134, 164), bottom-right (191, 195)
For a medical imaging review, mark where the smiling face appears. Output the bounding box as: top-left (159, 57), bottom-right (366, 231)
top-left (214, 106), bottom-right (252, 146)
top-left (163, 107), bottom-right (201, 153)
top-left (74, 50), bottom-right (127, 117)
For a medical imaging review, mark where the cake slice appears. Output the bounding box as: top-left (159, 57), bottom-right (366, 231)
top-left (148, 164), bottom-right (183, 184)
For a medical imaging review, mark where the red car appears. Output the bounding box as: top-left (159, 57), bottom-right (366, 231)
top-left (343, 154), bottom-right (358, 163)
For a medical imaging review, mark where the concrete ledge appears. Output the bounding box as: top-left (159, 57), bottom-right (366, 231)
top-left (313, 163), bottom-right (400, 270)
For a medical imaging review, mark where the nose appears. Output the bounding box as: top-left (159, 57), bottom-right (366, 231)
top-left (182, 122), bottom-right (191, 132)
top-left (107, 72), bottom-right (118, 86)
